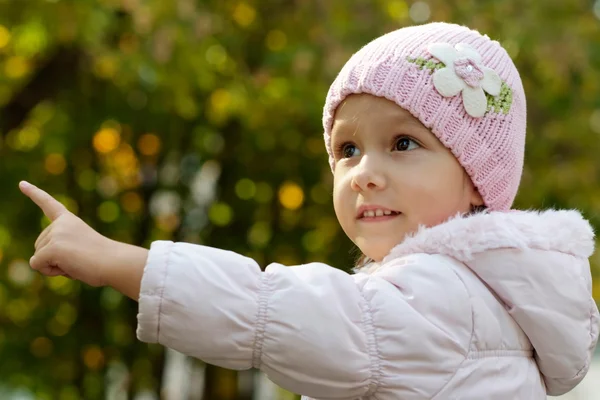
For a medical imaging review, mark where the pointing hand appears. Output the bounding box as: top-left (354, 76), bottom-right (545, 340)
top-left (19, 180), bottom-right (116, 287)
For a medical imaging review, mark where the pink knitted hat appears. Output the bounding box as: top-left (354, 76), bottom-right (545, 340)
top-left (322, 22), bottom-right (526, 211)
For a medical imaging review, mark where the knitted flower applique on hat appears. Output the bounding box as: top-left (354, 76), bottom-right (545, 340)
top-left (427, 43), bottom-right (502, 118)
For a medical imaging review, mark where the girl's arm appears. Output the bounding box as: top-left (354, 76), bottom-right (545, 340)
top-left (103, 241), bottom-right (148, 300)
top-left (136, 241), bottom-right (473, 399)
top-left (18, 182), bottom-right (473, 398)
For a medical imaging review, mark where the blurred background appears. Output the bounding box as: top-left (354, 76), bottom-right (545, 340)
top-left (0, 0), bottom-right (599, 399)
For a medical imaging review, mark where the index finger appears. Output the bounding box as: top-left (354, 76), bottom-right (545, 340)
top-left (19, 181), bottom-right (68, 221)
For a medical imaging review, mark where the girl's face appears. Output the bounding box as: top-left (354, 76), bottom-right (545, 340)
top-left (332, 94), bottom-right (483, 262)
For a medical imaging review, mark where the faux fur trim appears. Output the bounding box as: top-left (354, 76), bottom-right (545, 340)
top-left (381, 209), bottom-right (595, 265)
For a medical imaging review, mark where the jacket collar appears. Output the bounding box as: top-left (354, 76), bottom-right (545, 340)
top-left (381, 209), bottom-right (595, 265)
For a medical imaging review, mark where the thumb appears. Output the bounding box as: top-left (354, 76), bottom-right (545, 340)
top-left (19, 181), bottom-right (68, 221)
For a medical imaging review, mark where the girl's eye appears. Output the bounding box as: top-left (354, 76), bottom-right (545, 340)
top-left (339, 143), bottom-right (360, 158)
top-left (395, 137), bottom-right (420, 151)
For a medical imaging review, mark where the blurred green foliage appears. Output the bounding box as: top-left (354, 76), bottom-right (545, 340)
top-left (0, 0), bottom-right (599, 398)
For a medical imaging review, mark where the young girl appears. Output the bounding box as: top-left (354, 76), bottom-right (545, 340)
top-left (19, 22), bottom-right (599, 399)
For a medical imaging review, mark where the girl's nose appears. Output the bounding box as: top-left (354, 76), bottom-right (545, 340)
top-left (350, 156), bottom-right (387, 192)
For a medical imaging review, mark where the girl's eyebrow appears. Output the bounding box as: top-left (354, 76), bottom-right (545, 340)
top-left (387, 114), bottom-right (435, 142)
top-left (331, 119), bottom-right (360, 142)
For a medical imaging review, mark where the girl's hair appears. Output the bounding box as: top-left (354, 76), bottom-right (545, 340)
top-left (353, 205), bottom-right (488, 269)
top-left (354, 252), bottom-right (372, 270)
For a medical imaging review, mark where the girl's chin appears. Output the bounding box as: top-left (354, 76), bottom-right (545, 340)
top-left (356, 244), bottom-right (395, 263)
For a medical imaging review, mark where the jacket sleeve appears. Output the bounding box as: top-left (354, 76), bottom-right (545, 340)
top-left (137, 241), bottom-right (473, 399)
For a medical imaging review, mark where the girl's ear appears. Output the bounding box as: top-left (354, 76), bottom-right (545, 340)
top-left (471, 189), bottom-right (484, 207)
top-left (464, 171), bottom-right (484, 207)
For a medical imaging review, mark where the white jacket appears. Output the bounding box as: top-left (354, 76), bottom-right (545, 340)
top-left (137, 210), bottom-right (599, 399)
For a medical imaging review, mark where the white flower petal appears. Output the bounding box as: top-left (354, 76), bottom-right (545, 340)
top-left (427, 43), bottom-right (458, 66)
top-left (481, 67), bottom-right (502, 96)
top-left (462, 86), bottom-right (487, 118)
top-left (455, 43), bottom-right (482, 64)
top-left (432, 67), bottom-right (465, 97)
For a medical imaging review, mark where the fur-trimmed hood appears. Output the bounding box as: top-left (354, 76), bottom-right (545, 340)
top-left (384, 209), bottom-right (595, 263)
top-left (370, 209), bottom-right (599, 395)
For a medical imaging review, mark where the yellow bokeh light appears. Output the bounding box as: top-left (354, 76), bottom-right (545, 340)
top-left (266, 30), bottom-right (287, 51)
top-left (93, 127), bottom-right (120, 154)
top-left (0, 25), bottom-right (11, 49)
top-left (46, 276), bottom-right (75, 296)
top-left (210, 89), bottom-right (231, 112)
top-left (137, 133), bottom-right (161, 156)
top-left (247, 221), bottom-right (271, 248)
top-left (157, 214), bottom-right (180, 232)
top-left (82, 345), bottom-right (104, 370)
top-left (15, 125), bottom-right (40, 150)
top-left (302, 230), bottom-right (325, 252)
top-left (5, 56), bottom-right (30, 79)
top-left (47, 319), bottom-right (70, 337)
top-left (386, 0), bottom-right (408, 19)
top-left (77, 169), bottom-right (96, 191)
top-left (30, 337), bottom-right (53, 358)
top-left (111, 322), bottom-right (133, 346)
top-left (113, 144), bottom-right (137, 168)
top-left (278, 182), bottom-right (304, 210)
top-left (264, 77), bottom-right (288, 99)
top-left (45, 153), bottom-right (67, 175)
top-left (205, 44), bottom-right (227, 67)
top-left (97, 201), bottom-right (120, 223)
top-left (175, 94), bottom-right (199, 120)
top-left (55, 303), bottom-right (77, 327)
top-left (209, 202), bottom-right (233, 226)
top-left (112, 145), bottom-right (140, 187)
top-left (235, 178), bottom-right (256, 200)
top-left (233, 2), bottom-right (256, 27)
top-left (208, 89), bottom-right (232, 123)
top-left (121, 191), bottom-right (143, 213)
top-left (7, 298), bottom-right (32, 326)
top-left (93, 55), bottom-right (117, 79)
top-left (14, 21), bottom-right (48, 56)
